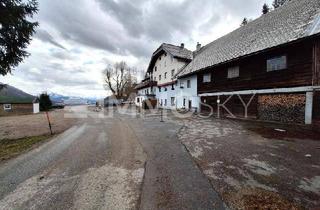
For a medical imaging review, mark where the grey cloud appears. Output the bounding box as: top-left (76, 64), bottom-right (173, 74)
top-left (35, 0), bottom-right (268, 59)
top-left (35, 29), bottom-right (67, 50)
top-left (50, 50), bottom-right (74, 60)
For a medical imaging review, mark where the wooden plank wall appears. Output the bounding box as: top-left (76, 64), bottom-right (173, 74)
top-left (0, 104), bottom-right (34, 116)
top-left (312, 37), bottom-right (320, 86)
top-left (198, 40), bottom-right (314, 94)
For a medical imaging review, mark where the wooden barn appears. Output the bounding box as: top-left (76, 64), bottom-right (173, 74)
top-left (177, 0), bottom-right (320, 124)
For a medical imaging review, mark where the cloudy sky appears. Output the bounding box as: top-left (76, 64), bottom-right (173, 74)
top-left (0, 0), bottom-right (272, 98)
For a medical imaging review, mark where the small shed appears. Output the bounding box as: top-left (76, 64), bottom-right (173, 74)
top-left (0, 97), bottom-right (40, 116)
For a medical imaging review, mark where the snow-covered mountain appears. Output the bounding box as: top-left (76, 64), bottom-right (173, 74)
top-left (49, 93), bottom-right (98, 105)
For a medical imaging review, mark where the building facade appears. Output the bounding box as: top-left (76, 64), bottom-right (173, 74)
top-left (136, 43), bottom-right (194, 109)
top-left (176, 0), bottom-right (320, 124)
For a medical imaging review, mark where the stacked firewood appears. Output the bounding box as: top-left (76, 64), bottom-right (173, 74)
top-left (258, 94), bottom-right (305, 123)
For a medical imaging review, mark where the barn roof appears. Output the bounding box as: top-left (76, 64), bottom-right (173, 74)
top-left (177, 0), bottom-right (320, 77)
top-left (147, 43), bottom-right (192, 73)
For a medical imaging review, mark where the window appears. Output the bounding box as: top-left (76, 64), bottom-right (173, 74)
top-left (183, 98), bottom-right (186, 107)
top-left (228, 66), bottom-right (239, 78)
top-left (164, 99), bottom-right (167, 106)
top-left (171, 84), bottom-right (175, 90)
top-left (164, 72), bottom-right (167, 79)
top-left (164, 87), bottom-right (167, 91)
top-left (187, 80), bottom-right (191, 88)
top-left (3, 104), bottom-right (12, 110)
top-left (155, 66), bottom-right (157, 72)
top-left (159, 75), bottom-right (161, 81)
top-left (137, 98), bottom-right (140, 103)
top-left (180, 81), bottom-right (184, 88)
top-left (267, 56), bottom-right (287, 72)
top-left (171, 97), bottom-right (175, 106)
top-left (203, 73), bottom-right (211, 83)
top-left (171, 69), bottom-right (175, 77)
top-left (158, 87), bottom-right (161, 92)
top-left (160, 99), bottom-right (163, 106)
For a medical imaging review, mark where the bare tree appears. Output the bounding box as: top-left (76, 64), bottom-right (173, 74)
top-left (103, 61), bottom-right (137, 99)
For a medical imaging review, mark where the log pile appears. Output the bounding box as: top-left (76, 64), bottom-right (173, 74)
top-left (258, 94), bottom-right (305, 123)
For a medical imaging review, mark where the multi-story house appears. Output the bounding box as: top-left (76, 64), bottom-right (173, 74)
top-left (137, 43), bottom-right (193, 109)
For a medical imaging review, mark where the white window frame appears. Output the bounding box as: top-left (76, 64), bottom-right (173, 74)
top-left (187, 80), bottom-right (191, 88)
top-left (267, 55), bottom-right (287, 72)
top-left (203, 73), bottom-right (211, 83)
top-left (228, 66), bottom-right (240, 78)
top-left (3, 104), bottom-right (12, 110)
top-left (180, 81), bottom-right (184, 88)
top-left (171, 97), bottom-right (175, 106)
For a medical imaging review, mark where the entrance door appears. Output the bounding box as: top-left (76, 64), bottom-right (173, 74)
top-left (188, 100), bottom-right (192, 110)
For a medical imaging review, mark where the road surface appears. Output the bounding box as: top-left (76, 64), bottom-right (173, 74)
top-left (0, 107), bottom-right (225, 210)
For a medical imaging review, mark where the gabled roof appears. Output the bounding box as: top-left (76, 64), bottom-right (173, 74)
top-left (147, 43), bottom-right (192, 73)
top-left (178, 0), bottom-right (320, 78)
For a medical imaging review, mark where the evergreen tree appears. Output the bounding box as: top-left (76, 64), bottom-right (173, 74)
top-left (39, 93), bottom-right (52, 111)
top-left (240, 18), bottom-right (248, 27)
top-left (0, 0), bottom-right (38, 76)
top-left (262, 3), bottom-right (270, 14)
top-left (273, 0), bottom-right (290, 9)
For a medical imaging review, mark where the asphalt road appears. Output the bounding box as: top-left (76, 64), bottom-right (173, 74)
top-left (0, 107), bottom-right (225, 210)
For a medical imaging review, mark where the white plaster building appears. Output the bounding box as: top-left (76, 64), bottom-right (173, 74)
top-left (135, 43), bottom-right (202, 111)
top-left (146, 43), bottom-right (193, 109)
top-left (175, 74), bottom-right (200, 111)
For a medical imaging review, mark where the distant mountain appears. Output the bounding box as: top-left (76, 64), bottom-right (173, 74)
top-left (0, 83), bottom-right (35, 103)
top-left (49, 93), bottom-right (98, 105)
top-left (48, 93), bottom-right (70, 103)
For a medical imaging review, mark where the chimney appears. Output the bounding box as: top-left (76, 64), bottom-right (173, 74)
top-left (196, 42), bottom-right (201, 51)
top-left (193, 42), bottom-right (202, 59)
top-left (180, 43), bottom-right (184, 48)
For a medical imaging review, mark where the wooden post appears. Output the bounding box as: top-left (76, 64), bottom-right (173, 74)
top-left (45, 111), bottom-right (53, 135)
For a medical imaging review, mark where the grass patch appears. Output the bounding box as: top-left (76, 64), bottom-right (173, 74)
top-left (0, 135), bottom-right (51, 161)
